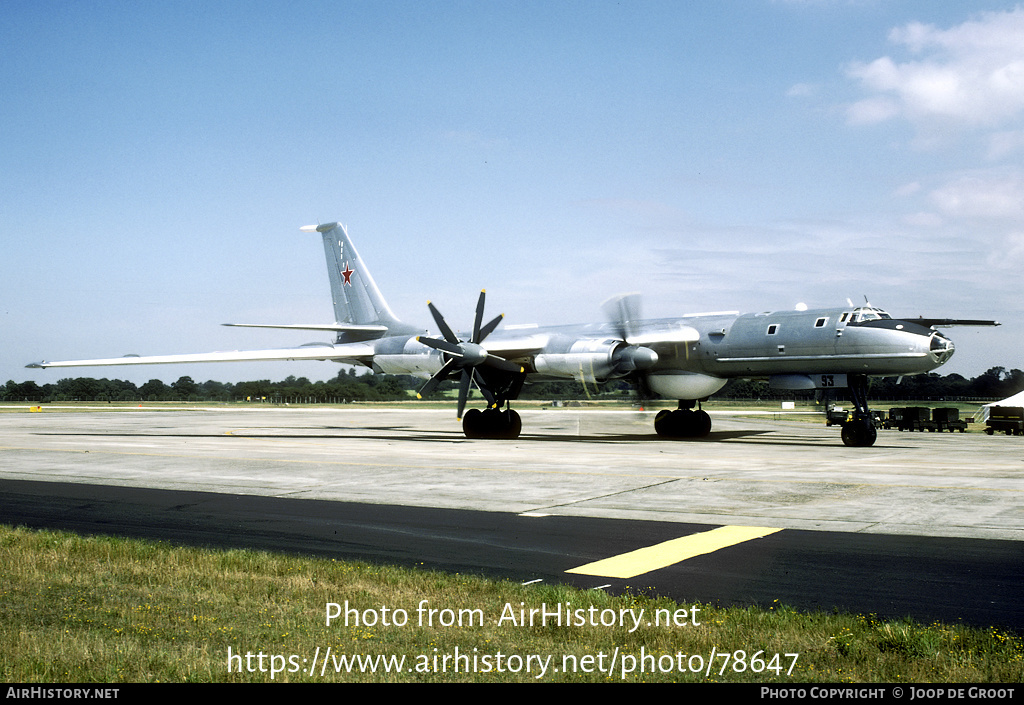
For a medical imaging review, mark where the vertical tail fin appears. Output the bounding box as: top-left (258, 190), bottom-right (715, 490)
top-left (301, 222), bottom-right (417, 339)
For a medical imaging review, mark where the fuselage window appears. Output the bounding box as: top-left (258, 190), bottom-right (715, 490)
top-left (815, 317), bottom-right (827, 328)
top-left (767, 324), bottom-right (778, 335)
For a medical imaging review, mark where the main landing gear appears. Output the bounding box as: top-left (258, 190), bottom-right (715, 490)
top-left (654, 400), bottom-right (712, 438)
top-left (840, 374), bottom-right (878, 447)
top-left (462, 406), bottom-right (522, 439)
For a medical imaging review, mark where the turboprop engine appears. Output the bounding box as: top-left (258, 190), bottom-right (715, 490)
top-left (533, 338), bottom-right (658, 382)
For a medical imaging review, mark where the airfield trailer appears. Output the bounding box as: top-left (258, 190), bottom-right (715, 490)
top-left (884, 407), bottom-right (968, 433)
top-left (985, 406), bottom-right (1024, 436)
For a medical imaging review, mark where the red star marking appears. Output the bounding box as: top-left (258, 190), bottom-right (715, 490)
top-left (341, 262), bottom-right (354, 286)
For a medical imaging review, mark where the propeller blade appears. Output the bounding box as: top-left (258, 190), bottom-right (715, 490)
top-left (602, 293), bottom-right (642, 342)
top-left (478, 313), bottom-right (504, 342)
top-left (603, 294), bottom-right (660, 409)
top-left (456, 370), bottom-right (472, 420)
top-left (427, 301), bottom-right (459, 343)
top-left (472, 368), bottom-right (496, 407)
top-left (484, 354), bottom-right (524, 374)
top-left (417, 358), bottom-right (458, 399)
top-left (417, 336), bottom-right (465, 357)
top-left (472, 290), bottom-right (486, 343)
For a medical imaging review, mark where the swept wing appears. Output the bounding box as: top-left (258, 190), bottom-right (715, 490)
top-left (28, 343), bottom-right (376, 369)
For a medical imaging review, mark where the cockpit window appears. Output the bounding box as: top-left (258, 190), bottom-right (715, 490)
top-left (849, 307), bottom-right (892, 323)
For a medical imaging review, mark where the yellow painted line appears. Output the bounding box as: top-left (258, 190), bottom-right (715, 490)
top-left (566, 525), bottom-right (782, 579)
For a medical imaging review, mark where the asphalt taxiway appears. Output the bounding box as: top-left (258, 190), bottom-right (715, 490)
top-left (1, 406), bottom-right (1021, 628)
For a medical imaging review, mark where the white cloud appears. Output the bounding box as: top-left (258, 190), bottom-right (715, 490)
top-left (786, 82), bottom-right (818, 98)
top-left (894, 181), bottom-right (922, 198)
top-left (847, 7), bottom-right (1024, 128)
top-left (929, 171), bottom-right (1024, 220)
top-left (987, 129), bottom-right (1024, 159)
top-left (908, 169), bottom-right (1024, 271)
top-left (902, 211), bottom-right (943, 228)
top-left (988, 231), bottom-right (1024, 269)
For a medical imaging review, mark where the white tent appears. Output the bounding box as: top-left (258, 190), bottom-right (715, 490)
top-left (974, 390), bottom-right (1024, 422)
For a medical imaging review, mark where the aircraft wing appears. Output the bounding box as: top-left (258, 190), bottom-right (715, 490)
top-left (479, 325), bottom-right (700, 366)
top-left (26, 342), bottom-right (377, 369)
top-left (626, 326), bottom-right (701, 348)
top-left (481, 333), bottom-right (551, 362)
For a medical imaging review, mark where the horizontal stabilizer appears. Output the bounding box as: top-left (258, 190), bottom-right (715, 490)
top-left (223, 322), bottom-right (389, 335)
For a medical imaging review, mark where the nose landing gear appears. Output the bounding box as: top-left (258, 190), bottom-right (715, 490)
top-left (840, 374), bottom-right (878, 447)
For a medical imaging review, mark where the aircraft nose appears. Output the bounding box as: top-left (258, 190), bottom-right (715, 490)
top-left (930, 331), bottom-right (954, 363)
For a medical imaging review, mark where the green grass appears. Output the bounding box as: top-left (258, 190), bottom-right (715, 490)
top-left (1, 525), bottom-right (1020, 683)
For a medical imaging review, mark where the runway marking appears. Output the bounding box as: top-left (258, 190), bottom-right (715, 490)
top-left (566, 525), bottom-right (782, 579)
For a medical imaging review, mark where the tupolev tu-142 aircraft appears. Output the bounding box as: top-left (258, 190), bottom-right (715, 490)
top-left (29, 221), bottom-right (999, 446)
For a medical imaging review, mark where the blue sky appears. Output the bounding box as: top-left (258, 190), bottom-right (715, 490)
top-left (3, 0), bottom-right (1021, 386)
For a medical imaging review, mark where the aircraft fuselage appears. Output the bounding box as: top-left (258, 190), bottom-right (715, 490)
top-left (371, 304), bottom-right (953, 393)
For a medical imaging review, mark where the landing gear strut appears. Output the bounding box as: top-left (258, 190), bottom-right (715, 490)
top-left (840, 374), bottom-right (878, 447)
top-left (654, 400), bottom-right (712, 438)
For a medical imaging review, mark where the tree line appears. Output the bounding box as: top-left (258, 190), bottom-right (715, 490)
top-left (2, 370), bottom-right (412, 403)
top-left (4, 366), bottom-right (1022, 404)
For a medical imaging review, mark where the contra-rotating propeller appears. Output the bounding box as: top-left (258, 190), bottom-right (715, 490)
top-left (602, 293), bottom-right (659, 408)
top-left (416, 290), bottom-right (524, 420)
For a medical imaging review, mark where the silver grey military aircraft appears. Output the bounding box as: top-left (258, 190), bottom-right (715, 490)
top-left (29, 222), bottom-right (999, 446)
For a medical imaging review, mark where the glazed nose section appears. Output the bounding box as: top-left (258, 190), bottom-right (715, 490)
top-left (930, 331), bottom-right (954, 363)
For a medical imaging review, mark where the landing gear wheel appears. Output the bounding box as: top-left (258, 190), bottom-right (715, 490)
top-left (504, 409), bottom-right (522, 439)
top-left (839, 374), bottom-right (878, 447)
top-left (654, 408), bottom-right (712, 438)
top-left (654, 410), bottom-right (673, 436)
top-left (841, 419), bottom-right (877, 447)
top-left (462, 407), bottom-right (521, 439)
top-left (462, 409), bottom-right (484, 439)
top-left (694, 410), bottom-right (712, 437)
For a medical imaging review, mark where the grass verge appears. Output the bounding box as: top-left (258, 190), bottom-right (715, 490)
top-left (1, 525), bottom-right (1020, 683)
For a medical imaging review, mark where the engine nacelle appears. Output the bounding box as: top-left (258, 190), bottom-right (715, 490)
top-left (534, 339), bottom-right (657, 382)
